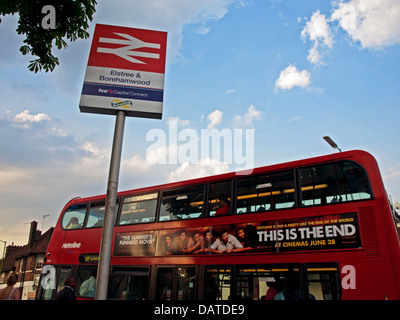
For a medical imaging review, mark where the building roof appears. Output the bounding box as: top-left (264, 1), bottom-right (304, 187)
top-left (0, 227), bottom-right (54, 273)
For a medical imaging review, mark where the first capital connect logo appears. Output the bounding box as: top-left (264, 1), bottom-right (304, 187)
top-left (97, 88), bottom-right (114, 94)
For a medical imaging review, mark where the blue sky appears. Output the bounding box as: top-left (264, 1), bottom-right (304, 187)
top-left (1, 0), bottom-right (400, 249)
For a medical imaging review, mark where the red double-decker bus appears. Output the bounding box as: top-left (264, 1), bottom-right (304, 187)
top-left (37, 150), bottom-right (400, 300)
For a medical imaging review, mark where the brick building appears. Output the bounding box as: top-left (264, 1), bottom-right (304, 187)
top-left (0, 221), bottom-right (53, 300)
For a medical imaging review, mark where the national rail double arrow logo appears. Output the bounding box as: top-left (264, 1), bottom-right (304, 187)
top-left (97, 32), bottom-right (161, 65)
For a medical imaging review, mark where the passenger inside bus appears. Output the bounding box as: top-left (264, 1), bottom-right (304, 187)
top-left (214, 197), bottom-right (230, 216)
top-left (263, 277), bottom-right (282, 300)
top-left (79, 271), bottom-right (96, 297)
top-left (65, 217), bottom-right (81, 229)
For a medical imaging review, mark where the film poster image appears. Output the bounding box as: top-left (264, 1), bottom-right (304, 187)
top-left (113, 212), bottom-right (361, 257)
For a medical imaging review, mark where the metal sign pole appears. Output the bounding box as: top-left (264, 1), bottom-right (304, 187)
top-left (95, 110), bottom-right (126, 300)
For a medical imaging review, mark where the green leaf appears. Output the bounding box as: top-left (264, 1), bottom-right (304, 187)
top-left (20, 45), bottom-right (31, 55)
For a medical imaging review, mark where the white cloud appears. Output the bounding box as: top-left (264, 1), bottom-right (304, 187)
top-left (301, 10), bottom-right (334, 65)
top-left (301, 10), bottom-right (334, 48)
top-left (12, 109), bottom-right (50, 128)
top-left (331, 0), bottom-right (400, 49)
top-left (123, 155), bottom-right (153, 173)
top-left (233, 105), bottom-right (262, 128)
top-left (197, 25), bottom-right (211, 35)
top-left (167, 117), bottom-right (191, 127)
top-left (288, 116), bottom-right (302, 122)
top-left (307, 43), bottom-right (324, 65)
top-left (8, 109), bottom-right (68, 137)
top-left (207, 109), bottom-right (223, 129)
top-left (48, 127), bottom-right (68, 137)
top-left (72, 142), bottom-right (110, 179)
top-left (275, 65), bottom-right (311, 90)
top-left (225, 88), bottom-right (236, 94)
top-left (167, 157), bottom-right (229, 182)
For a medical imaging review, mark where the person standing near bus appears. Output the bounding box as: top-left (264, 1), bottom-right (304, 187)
top-left (0, 273), bottom-right (20, 300)
top-left (54, 277), bottom-right (76, 300)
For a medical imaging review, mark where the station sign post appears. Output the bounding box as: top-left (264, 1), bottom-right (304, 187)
top-left (79, 24), bottom-right (167, 300)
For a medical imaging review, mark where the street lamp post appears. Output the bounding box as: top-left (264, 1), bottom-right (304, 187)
top-left (42, 214), bottom-right (50, 231)
top-left (323, 136), bottom-right (342, 152)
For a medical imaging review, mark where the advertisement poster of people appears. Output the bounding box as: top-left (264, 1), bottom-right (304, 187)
top-left (114, 212), bottom-right (361, 256)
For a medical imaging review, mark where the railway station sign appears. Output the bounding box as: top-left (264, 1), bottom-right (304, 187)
top-left (79, 24), bottom-right (167, 119)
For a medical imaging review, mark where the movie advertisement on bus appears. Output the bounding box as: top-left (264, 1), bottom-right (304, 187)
top-left (254, 212), bottom-right (361, 252)
top-left (113, 212), bottom-right (361, 257)
top-left (114, 231), bottom-right (157, 256)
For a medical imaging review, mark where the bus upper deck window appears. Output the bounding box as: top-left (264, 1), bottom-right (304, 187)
top-left (62, 204), bottom-right (87, 230)
top-left (86, 201), bottom-right (119, 228)
top-left (300, 161), bottom-right (372, 207)
top-left (208, 180), bottom-right (232, 217)
top-left (119, 193), bottom-right (158, 225)
top-left (236, 170), bottom-right (295, 214)
top-left (159, 185), bottom-right (204, 221)
top-left (86, 202), bottom-right (105, 228)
